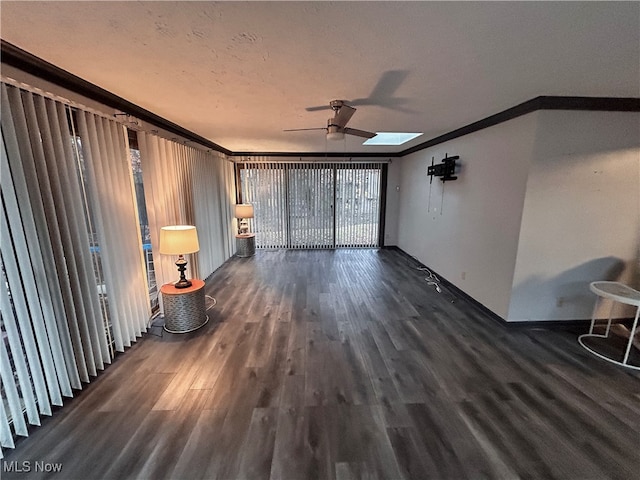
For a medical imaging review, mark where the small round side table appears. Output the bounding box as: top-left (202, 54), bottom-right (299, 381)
top-left (578, 281), bottom-right (640, 370)
top-left (160, 279), bottom-right (208, 333)
top-left (236, 233), bottom-right (256, 257)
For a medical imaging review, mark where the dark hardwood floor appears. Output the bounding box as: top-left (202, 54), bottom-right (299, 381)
top-left (4, 249), bottom-right (639, 480)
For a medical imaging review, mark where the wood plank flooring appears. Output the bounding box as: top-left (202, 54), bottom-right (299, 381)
top-left (4, 248), bottom-right (639, 479)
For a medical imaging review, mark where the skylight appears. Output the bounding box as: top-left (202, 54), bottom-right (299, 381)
top-left (363, 132), bottom-right (423, 146)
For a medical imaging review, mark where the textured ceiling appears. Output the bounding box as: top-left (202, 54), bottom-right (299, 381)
top-left (1, 1), bottom-right (638, 154)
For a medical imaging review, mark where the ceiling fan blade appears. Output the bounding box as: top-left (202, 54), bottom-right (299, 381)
top-left (283, 127), bottom-right (327, 132)
top-left (332, 71), bottom-right (412, 111)
top-left (306, 101), bottom-right (364, 111)
top-left (305, 99), bottom-right (351, 112)
top-left (305, 104), bottom-right (332, 112)
top-left (343, 127), bottom-right (376, 139)
top-left (332, 104), bottom-right (356, 128)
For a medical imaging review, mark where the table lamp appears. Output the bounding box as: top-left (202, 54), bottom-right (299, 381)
top-left (159, 225), bottom-right (199, 288)
top-left (234, 204), bottom-right (254, 235)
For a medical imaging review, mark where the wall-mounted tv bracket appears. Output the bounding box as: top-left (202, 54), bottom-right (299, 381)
top-left (427, 154), bottom-right (459, 182)
top-left (427, 154), bottom-right (459, 215)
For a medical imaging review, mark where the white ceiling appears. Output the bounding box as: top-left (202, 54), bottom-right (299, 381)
top-left (1, 1), bottom-right (638, 154)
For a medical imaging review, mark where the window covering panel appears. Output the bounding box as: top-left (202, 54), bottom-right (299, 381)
top-left (2, 85), bottom-right (70, 416)
top-left (137, 132), bottom-right (235, 293)
top-left (76, 112), bottom-right (151, 351)
top-left (0, 81), bottom-right (150, 453)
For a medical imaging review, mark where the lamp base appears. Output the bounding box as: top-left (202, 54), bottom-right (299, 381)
top-left (174, 278), bottom-right (193, 289)
top-left (239, 218), bottom-right (249, 235)
top-left (174, 255), bottom-right (192, 289)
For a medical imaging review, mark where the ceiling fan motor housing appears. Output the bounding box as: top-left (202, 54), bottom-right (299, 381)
top-left (330, 100), bottom-right (345, 110)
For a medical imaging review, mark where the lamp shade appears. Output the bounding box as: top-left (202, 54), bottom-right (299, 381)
top-left (234, 204), bottom-right (254, 219)
top-left (159, 225), bottom-right (200, 255)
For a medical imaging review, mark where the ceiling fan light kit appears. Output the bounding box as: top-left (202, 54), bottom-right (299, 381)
top-left (326, 126), bottom-right (346, 141)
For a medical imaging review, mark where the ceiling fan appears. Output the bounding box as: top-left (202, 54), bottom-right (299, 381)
top-left (284, 100), bottom-right (376, 141)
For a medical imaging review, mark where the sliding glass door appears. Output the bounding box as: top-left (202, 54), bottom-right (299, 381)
top-left (335, 165), bottom-right (382, 247)
top-left (288, 165), bottom-right (335, 248)
top-left (239, 162), bottom-right (384, 249)
top-left (239, 164), bottom-right (288, 248)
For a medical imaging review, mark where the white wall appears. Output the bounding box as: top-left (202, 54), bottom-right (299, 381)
top-left (384, 159), bottom-right (401, 246)
top-left (397, 109), bottom-right (640, 322)
top-left (508, 111), bottom-right (640, 321)
top-left (397, 114), bottom-right (538, 317)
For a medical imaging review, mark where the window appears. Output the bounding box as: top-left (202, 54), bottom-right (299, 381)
top-left (1, 82), bottom-right (150, 449)
top-left (70, 132), bottom-right (114, 354)
top-left (128, 130), bottom-right (158, 311)
top-left (238, 162), bottom-right (385, 248)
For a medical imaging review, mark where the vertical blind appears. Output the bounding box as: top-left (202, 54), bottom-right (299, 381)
top-left (0, 81), bottom-right (236, 453)
top-left (239, 162), bottom-right (384, 248)
top-left (137, 132), bottom-right (235, 292)
top-left (0, 81), bottom-right (154, 452)
top-left (74, 111), bottom-right (151, 352)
